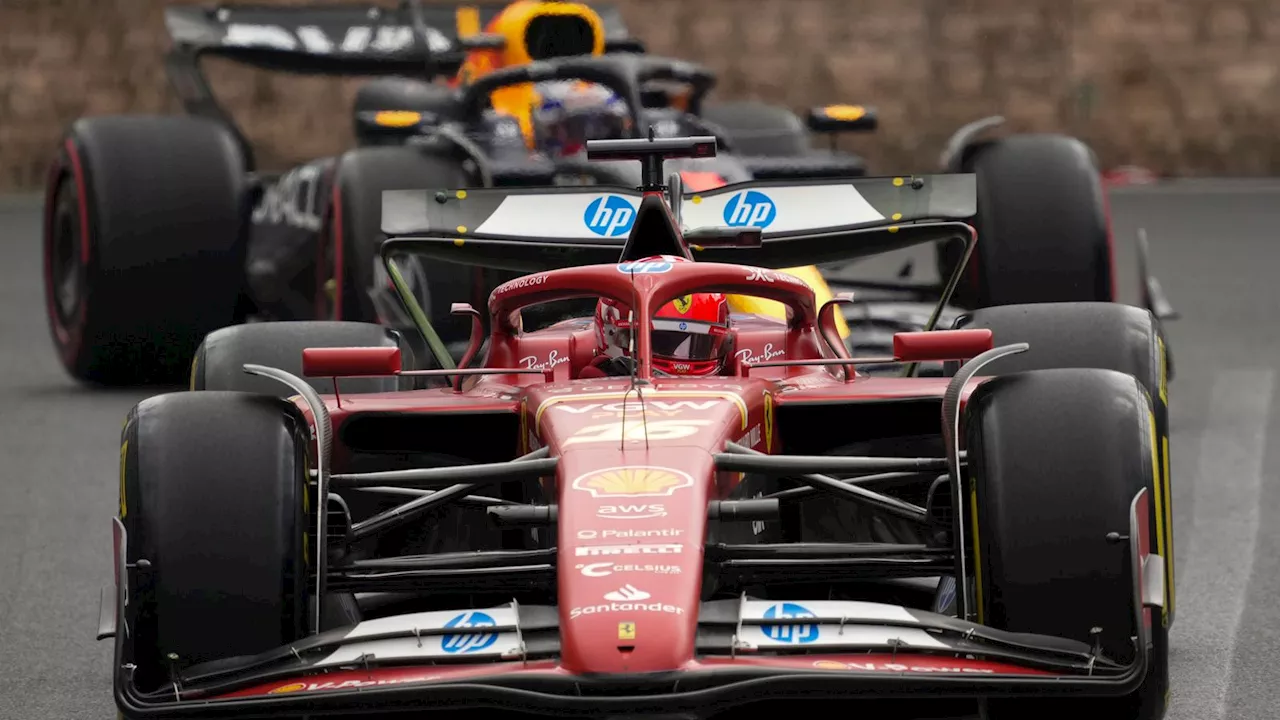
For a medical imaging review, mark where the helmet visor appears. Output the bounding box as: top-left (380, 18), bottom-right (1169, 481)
top-left (650, 319), bottom-right (726, 361)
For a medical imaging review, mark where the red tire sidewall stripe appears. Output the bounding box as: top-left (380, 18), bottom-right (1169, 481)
top-left (43, 139), bottom-right (90, 366)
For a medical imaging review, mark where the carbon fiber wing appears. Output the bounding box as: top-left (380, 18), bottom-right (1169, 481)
top-left (379, 174), bottom-right (977, 272)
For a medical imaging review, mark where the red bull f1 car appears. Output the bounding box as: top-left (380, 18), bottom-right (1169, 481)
top-left (103, 135), bottom-right (1174, 720)
top-left (42, 0), bottom-right (1176, 388)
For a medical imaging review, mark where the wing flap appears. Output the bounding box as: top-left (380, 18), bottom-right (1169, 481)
top-left (379, 174), bottom-right (976, 272)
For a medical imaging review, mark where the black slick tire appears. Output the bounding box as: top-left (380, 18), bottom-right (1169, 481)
top-left (937, 134), bottom-right (1114, 308)
top-left (44, 115), bottom-right (248, 385)
top-left (967, 369), bottom-right (1169, 720)
top-left (329, 147), bottom-right (475, 356)
top-left (119, 391), bottom-right (308, 691)
top-left (190, 320), bottom-right (413, 396)
top-left (950, 301), bottom-right (1175, 627)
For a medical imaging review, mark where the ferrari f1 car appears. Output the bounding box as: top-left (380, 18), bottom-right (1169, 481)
top-left (103, 136), bottom-right (1174, 720)
top-left (42, 0), bottom-right (1174, 387)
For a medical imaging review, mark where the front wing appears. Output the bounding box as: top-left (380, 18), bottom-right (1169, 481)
top-left (111, 489), bottom-right (1160, 718)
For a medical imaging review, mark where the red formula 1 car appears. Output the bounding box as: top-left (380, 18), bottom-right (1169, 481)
top-left (103, 136), bottom-right (1173, 719)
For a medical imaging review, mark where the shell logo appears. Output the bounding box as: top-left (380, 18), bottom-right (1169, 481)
top-left (572, 466), bottom-right (694, 498)
top-left (268, 682), bottom-right (307, 694)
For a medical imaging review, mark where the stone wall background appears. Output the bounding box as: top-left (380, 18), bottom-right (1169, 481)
top-left (1, 0), bottom-right (1278, 190)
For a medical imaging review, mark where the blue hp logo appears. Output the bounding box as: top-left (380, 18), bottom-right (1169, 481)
top-left (617, 260), bottom-right (673, 274)
top-left (584, 195), bottom-right (637, 237)
top-left (761, 602), bottom-right (820, 644)
top-left (441, 611), bottom-right (498, 654)
top-left (723, 190), bottom-right (777, 228)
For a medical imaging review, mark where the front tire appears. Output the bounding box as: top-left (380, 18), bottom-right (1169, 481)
top-left (119, 391), bottom-right (308, 692)
top-left (950, 301), bottom-right (1175, 626)
top-left (191, 320), bottom-right (414, 395)
top-left (967, 369), bottom-right (1169, 720)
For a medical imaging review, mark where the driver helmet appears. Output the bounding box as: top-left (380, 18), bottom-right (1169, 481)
top-left (532, 80), bottom-right (631, 157)
top-left (595, 256), bottom-right (731, 376)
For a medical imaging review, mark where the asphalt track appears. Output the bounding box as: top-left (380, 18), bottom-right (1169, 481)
top-left (1, 182), bottom-right (1279, 718)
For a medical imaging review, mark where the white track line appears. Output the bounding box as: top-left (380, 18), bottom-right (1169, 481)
top-left (1168, 369), bottom-right (1275, 720)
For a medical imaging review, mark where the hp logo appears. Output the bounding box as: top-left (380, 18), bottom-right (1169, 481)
top-left (584, 195), bottom-right (637, 237)
top-left (617, 260), bottom-right (673, 274)
top-left (761, 602), bottom-right (820, 644)
top-left (723, 190), bottom-right (777, 228)
top-left (441, 611), bottom-right (498, 654)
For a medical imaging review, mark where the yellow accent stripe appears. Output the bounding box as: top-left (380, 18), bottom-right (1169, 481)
top-left (302, 453), bottom-right (312, 567)
top-left (119, 440), bottom-right (128, 519)
top-left (535, 390), bottom-right (748, 432)
top-left (969, 477), bottom-right (984, 623)
top-left (1162, 433), bottom-right (1175, 618)
top-left (1148, 409), bottom-right (1169, 627)
top-left (189, 353), bottom-right (199, 391)
top-left (1157, 336), bottom-right (1168, 406)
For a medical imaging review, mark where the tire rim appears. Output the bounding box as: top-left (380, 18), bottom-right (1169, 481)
top-left (49, 180), bottom-right (84, 329)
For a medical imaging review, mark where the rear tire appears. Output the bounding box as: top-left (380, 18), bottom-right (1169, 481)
top-left (120, 391), bottom-right (308, 691)
top-left (191, 320), bottom-right (415, 396)
top-left (936, 134), bottom-right (1114, 308)
top-left (44, 116), bottom-right (248, 385)
top-left (967, 369), bottom-right (1169, 720)
top-left (330, 147), bottom-right (476, 360)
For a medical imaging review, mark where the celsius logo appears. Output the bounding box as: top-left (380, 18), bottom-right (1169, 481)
top-left (761, 602), bottom-right (820, 644)
top-left (440, 611), bottom-right (498, 654)
top-left (584, 195), bottom-right (637, 237)
top-left (723, 190), bottom-right (776, 228)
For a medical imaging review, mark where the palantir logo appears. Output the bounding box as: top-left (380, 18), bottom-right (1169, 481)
top-left (761, 602), bottom-right (820, 644)
top-left (441, 611), bottom-right (498, 654)
top-left (584, 195), bottom-right (637, 237)
top-left (723, 190), bottom-right (777, 228)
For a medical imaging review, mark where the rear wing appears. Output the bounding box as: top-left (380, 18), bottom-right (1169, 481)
top-left (162, 2), bottom-right (638, 164)
top-left (380, 174), bottom-right (977, 272)
top-left (164, 2), bottom-right (634, 76)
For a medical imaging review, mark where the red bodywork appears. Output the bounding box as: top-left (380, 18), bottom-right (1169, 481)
top-left (230, 260), bottom-right (1014, 698)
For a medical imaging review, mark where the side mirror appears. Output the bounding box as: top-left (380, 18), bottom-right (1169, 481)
top-left (807, 105), bottom-right (879, 134)
top-left (353, 110), bottom-right (431, 139)
top-left (451, 302), bottom-right (485, 393)
top-left (817, 292), bottom-right (858, 381)
top-left (892, 329), bottom-right (993, 363)
top-left (302, 347), bottom-right (402, 377)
